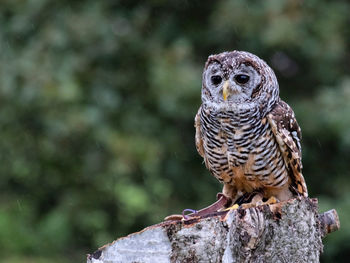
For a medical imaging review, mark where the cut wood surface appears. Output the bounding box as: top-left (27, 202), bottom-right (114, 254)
top-left (87, 197), bottom-right (339, 263)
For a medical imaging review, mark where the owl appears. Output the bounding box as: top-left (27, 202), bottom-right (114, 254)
top-left (195, 51), bottom-right (307, 206)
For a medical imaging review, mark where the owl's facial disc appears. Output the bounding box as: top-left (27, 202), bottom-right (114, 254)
top-left (202, 51), bottom-right (280, 112)
top-left (203, 61), bottom-right (262, 106)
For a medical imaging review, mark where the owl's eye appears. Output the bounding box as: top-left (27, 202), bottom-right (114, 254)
top-left (211, 75), bottom-right (222, 85)
top-left (235, 74), bottom-right (250, 84)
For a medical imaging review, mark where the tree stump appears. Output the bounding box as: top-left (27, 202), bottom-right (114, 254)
top-left (87, 197), bottom-right (339, 263)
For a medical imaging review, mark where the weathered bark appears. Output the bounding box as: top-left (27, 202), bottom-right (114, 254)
top-left (87, 198), bottom-right (339, 263)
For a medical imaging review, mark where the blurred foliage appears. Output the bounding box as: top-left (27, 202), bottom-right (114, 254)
top-left (0, 0), bottom-right (349, 262)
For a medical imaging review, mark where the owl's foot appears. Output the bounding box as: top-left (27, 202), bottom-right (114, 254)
top-left (241, 194), bottom-right (278, 209)
top-left (234, 190), bottom-right (262, 206)
top-left (240, 193), bottom-right (263, 209)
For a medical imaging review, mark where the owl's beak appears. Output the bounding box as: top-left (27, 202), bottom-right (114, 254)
top-left (223, 81), bottom-right (230, 101)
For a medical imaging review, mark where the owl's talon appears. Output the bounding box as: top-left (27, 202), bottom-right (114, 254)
top-left (265, 196), bottom-right (278, 205)
top-left (224, 204), bottom-right (239, 211)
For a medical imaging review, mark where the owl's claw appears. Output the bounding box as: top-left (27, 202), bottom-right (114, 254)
top-left (224, 204), bottom-right (239, 211)
top-left (264, 196), bottom-right (278, 205)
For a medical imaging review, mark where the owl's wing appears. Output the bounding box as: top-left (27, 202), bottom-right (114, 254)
top-left (195, 106), bottom-right (205, 159)
top-left (267, 100), bottom-right (308, 197)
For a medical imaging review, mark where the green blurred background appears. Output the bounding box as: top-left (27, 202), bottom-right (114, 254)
top-left (1, 0), bottom-right (349, 262)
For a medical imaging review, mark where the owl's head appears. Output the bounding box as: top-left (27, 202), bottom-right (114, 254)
top-left (202, 51), bottom-right (279, 113)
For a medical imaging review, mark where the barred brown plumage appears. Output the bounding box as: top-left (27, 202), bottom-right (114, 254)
top-left (195, 51), bottom-right (308, 205)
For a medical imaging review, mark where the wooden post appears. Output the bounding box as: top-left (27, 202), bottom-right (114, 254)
top-left (87, 198), bottom-right (339, 263)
